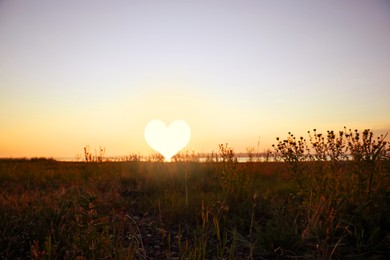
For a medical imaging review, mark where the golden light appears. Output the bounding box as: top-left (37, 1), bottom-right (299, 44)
top-left (144, 120), bottom-right (191, 161)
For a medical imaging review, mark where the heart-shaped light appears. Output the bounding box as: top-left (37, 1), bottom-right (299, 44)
top-left (144, 120), bottom-right (191, 161)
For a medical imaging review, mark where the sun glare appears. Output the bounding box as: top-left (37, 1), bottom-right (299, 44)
top-left (144, 120), bottom-right (191, 161)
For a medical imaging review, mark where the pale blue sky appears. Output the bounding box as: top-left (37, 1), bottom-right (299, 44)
top-left (0, 0), bottom-right (389, 158)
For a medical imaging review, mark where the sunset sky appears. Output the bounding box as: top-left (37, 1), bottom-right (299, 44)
top-left (1, 0), bottom-right (389, 159)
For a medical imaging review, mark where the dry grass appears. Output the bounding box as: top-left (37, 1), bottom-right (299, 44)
top-left (1, 128), bottom-right (389, 259)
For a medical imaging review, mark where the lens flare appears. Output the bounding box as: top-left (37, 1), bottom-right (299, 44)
top-left (144, 120), bottom-right (191, 161)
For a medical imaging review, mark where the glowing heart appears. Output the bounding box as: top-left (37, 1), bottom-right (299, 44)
top-left (144, 120), bottom-right (191, 161)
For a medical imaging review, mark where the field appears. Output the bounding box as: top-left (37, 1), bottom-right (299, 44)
top-left (1, 130), bottom-right (390, 259)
